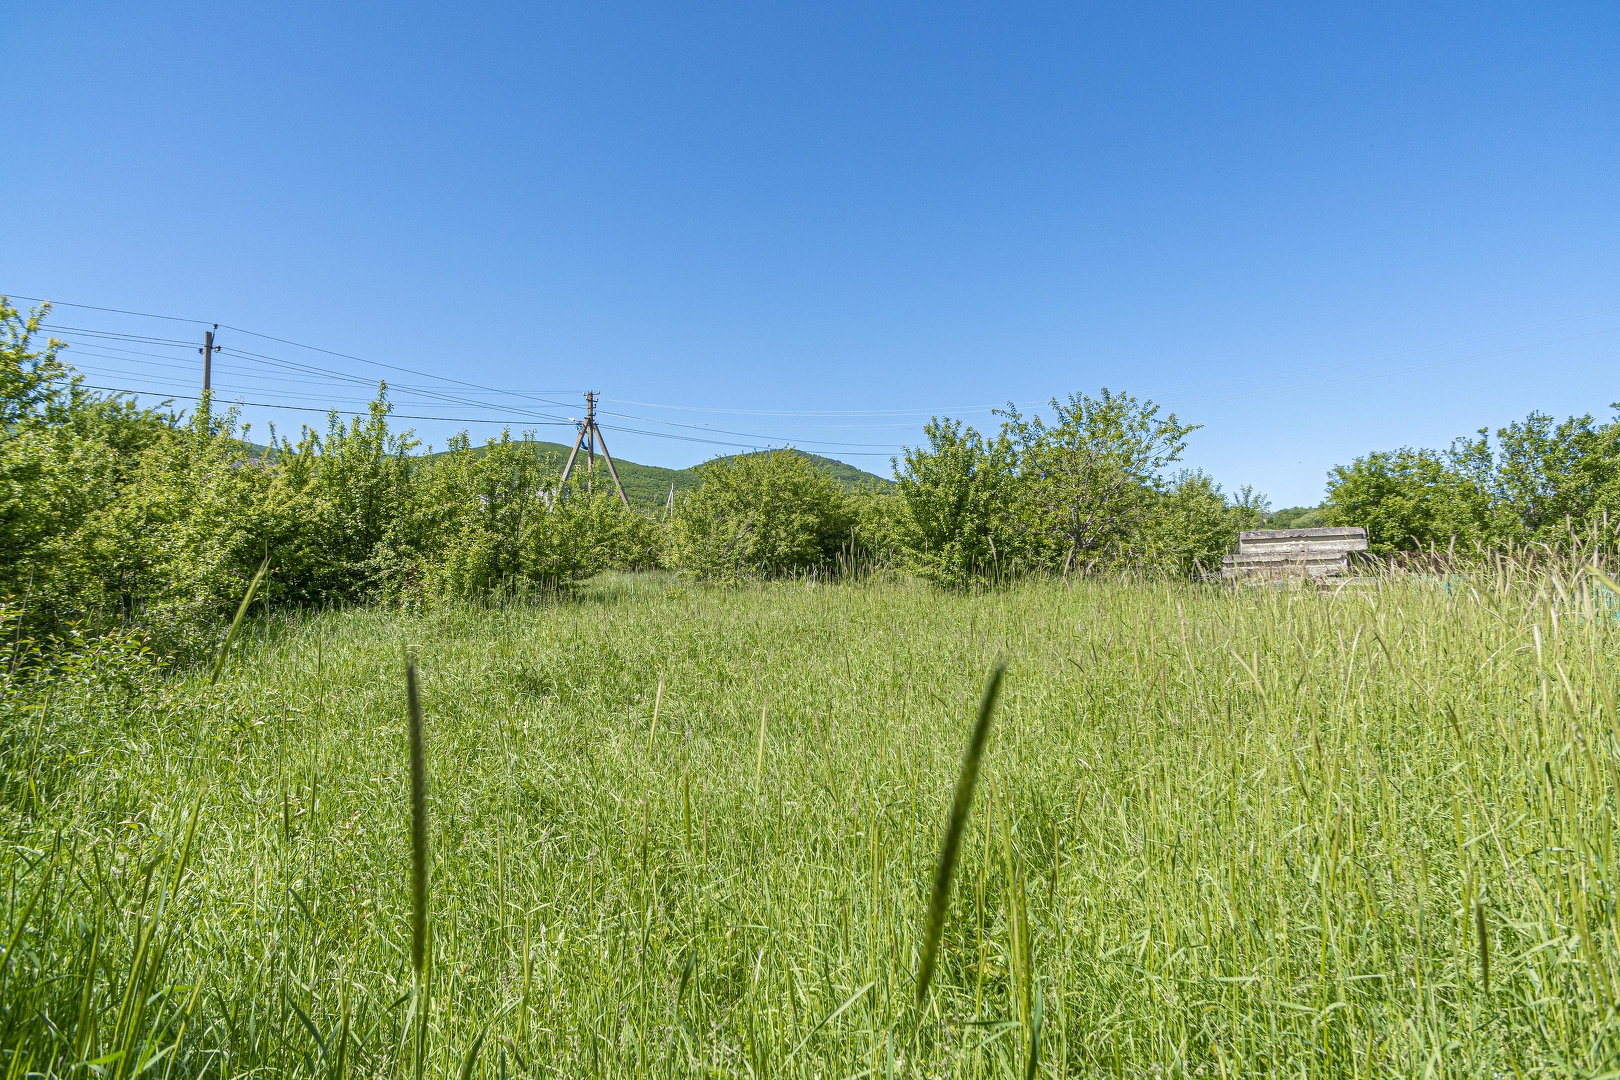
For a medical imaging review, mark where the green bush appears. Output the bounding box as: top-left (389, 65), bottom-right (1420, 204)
top-left (1000, 389), bottom-right (1196, 572)
top-left (892, 418), bottom-right (1020, 587)
top-left (1265, 505), bottom-right (1325, 529)
top-left (1324, 408), bottom-right (1620, 554)
top-left (1322, 447), bottom-right (1488, 555)
top-left (0, 298), bottom-right (671, 656)
top-left (668, 450), bottom-right (854, 580)
top-left (847, 486), bottom-right (906, 572)
top-left (380, 431), bottom-right (663, 603)
top-left (1144, 470), bottom-right (1268, 576)
top-left (0, 300), bottom-right (179, 641)
top-left (893, 391), bottom-right (1261, 585)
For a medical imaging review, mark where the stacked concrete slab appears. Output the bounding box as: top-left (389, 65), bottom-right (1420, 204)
top-left (1220, 526), bottom-right (1368, 581)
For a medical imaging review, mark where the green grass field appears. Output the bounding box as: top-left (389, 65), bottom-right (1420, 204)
top-left (4, 568), bottom-right (1618, 1076)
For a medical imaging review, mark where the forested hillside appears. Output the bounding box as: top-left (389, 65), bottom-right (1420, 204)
top-left (425, 440), bottom-right (890, 509)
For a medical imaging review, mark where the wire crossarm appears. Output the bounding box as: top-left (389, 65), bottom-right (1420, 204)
top-left (556, 391), bottom-right (630, 508)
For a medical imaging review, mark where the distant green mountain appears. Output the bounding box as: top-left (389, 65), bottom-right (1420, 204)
top-left (249, 437), bottom-right (892, 508)
top-left (428, 441), bottom-right (893, 509)
top-left (702, 450), bottom-right (894, 493)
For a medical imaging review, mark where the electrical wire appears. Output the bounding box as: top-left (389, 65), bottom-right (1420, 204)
top-left (46, 321), bottom-right (889, 446)
top-left (24, 290), bottom-right (1619, 417)
top-left (74, 382), bottom-right (581, 427)
top-left (596, 406), bottom-right (911, 448)
top-left (4, 295), bottom-right (214, 325)
top-left (16, 288), bottom-right (1615, 461)
top-left (16, 296), bottom-right (586, 410)
top-left (71, 377), bottom-right (904, 455)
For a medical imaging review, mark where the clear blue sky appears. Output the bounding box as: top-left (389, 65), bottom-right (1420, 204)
top-left (4, 2), bottom-right (1617, 506)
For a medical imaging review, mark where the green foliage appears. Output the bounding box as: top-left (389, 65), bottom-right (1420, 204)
top-left (1146, 470), bottom-right (1269, 575)
top-left (1265, 505), bottom-right (1325, 529)
top-left (1454, 410), bottom-right (1620, 542)
top-left (0, 299), bottom-right (176, 638)
top-left (1323, 407), bottom-right (1620, 554)
top-left (668, 450), bottom-right (855, 580)
top-left (703, 449), bottom-right (890, 493)
top-left (266, 397), bottom-right (419, 604)
top-left (0, 298), bottom-right (666, 655)
top-left (894, 391), bottom-right (1259, 584)
top-left (4, 566), bottom-right (1619, 1075)
top-left (1323, 447), bottom-right (1487, 554)
top-left (893, 418), bottom-right (1019, 587)
top-left (1000, 389), bottom-right (1196, 571)
top-left (383, 431), bottom-right (663, 603)
top-left (846, 486), bottom-right (906, 572)
top-left (423, 441), bottom-right (889, 510)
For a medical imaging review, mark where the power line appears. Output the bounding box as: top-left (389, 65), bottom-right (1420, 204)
top-left (83, 376), bottom-right (906, 455)
top-left (12, 291), bottom-right (908, 456)
top-left (597, 406), bottom-right (909, 448)
top-left (74, 382), bottom-right (581, 427)
top-left (49, 318), bottom-right (894, 447)
top-left (20, 288), bottom-right (1613, 464)
top-left (5, 295), bottom-right (215, 325)
top-left (64, 343), bottom-right (580, 418)
top-left (24, 289), bottom-right (1618, 419)
top-left (16, 297), bottom-right (585, 410)
top-left (45, 323), bottom-right (586, 425)
top-left (605, 302), bottom-right (1620, 417)
top-left (40, 324), bottom-right (200, 348)
top-left (602, 397), bottom-right (1021, 417)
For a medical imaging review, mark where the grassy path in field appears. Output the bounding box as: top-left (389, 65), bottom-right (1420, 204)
top-left (4, 570), bottom-right (1619, 1076)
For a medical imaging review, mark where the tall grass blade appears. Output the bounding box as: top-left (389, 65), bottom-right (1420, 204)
top-left (784, 981), bottom-right (874, 1064)
top-left (210, 555), bottom-right (270, 685)
top-left (0, 846), bottom-right (56, 1003)
top-left (406, 653), bottom-right (430, 1080)
top-left (647, 676), bottom-right (665, 757)
top-left (916, 661), bottom-right (1006, 1005)
top-left (457, 1025), bottom-right (489, 1080)
top-left (754, 702), bottom-right (769, 795)
top-left (1025, 983), bottom-right (1042, 1080)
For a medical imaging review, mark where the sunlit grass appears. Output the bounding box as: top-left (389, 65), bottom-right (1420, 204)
top-left (3, 565), bottom-right (1619, 1076)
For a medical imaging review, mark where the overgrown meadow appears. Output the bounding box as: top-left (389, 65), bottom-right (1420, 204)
top-left (4, 564), bottom-right (1619, 1077)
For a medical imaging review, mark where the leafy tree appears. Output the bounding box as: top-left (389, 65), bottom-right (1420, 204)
top-left (846, 487), bottom-right (906, 572)
top-left (893, 419), bottom-right (1018, 587)
top-left (378, 430), bottom-right (660, 603)
top-left (0, 299), bottom-right (69, 429)
top-left (266, 395), bottom-right (419, 605)
top-left (1143, 471), bottom-right (1269, 575)
top-left (999, 389), bottom-right (1196, 571)
top-left (1, 299), bottom-right (175, 637)
top-left (894, 392), bottom-right (1252, 584)
top-left (669, 450), bottom-right (854, 581)
top-left (1449, 411), bottom-right (1620, 544)
top-left (991, 388), bottom-right (1198, 573)
top-left (2, 297), bottom-right (669, 654)
top-left (1324, 406), bottom-right (1620, 553)
top-left (1265, 506), bottom-right (1325, 529)
top-left (1322, 448), bottom-right (1489, 554)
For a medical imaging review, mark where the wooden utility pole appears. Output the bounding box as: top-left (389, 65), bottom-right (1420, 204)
top-left (558, 391), bottom-right (630, 508)
top-left (199, 324), bottom-right (219, 395)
